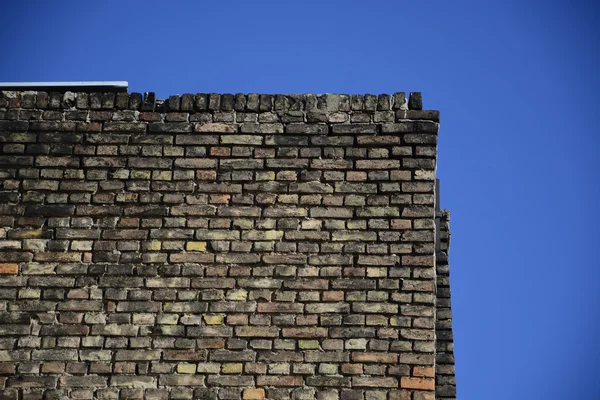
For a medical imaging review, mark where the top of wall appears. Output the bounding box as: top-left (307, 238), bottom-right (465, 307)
top-left (0, 90), bottom-right (438, 119)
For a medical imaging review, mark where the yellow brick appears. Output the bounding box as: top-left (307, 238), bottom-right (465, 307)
top-left (130, 170), bottom-right (150, 179)
top-left (203, 314), bottom-right (224, 325)
top-left (186, 241), bottom-right (207, 251)
top-left (226, 289), bottom-right (248, 301)
top-left (18, 288), bottom-right (40, 298)
top-left (366, 267), bottom-right (387, 277)
top-left (222, 363), bottom-right (243, 374)
top-left (261, 230), bottom-right (282, 240)
top-left (153, 171), bottom-right (172, 180)
top-left (243, 388), bottom-right (265, 400)
top-left (255, 171), bottom-right (275, 181)
top-left (14, 229), bottom-right (43, 239)
top-left (146, 241), bottom-right (162, 251)
top-left (177, 363), bottom-right (197, 374)
top-left (298, 340), bottom-right (320, 349)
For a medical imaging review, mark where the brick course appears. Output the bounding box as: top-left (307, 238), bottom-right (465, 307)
top-left (0, 89), bottom-right (455, 399)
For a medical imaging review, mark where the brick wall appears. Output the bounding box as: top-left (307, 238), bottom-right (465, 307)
top-left (435, 211), bottom-right (456, 399)
top-left (0, 89), bottom-right (451, 400)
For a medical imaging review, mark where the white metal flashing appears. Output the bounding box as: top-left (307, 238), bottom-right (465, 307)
top-left (0, 81), bottom-right (128, 91)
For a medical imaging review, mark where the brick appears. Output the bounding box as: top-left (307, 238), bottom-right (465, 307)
top-left (335, 182), bottom-right (377, 194)
top-left (352, 352), bottom-right (398, 363)
top-left (204, 314), bottom-right (224, 325)
top-left (332, 231), bottom-right (377, 241)
top-left (357, 135), bottom-right (400, 144)
top-left (110, 376), bottom-right (156, 388)
top-left (400, 377), bottom-right (434, 390)
top-left (221, 363), bottom-right (243, 373)
top-left (195, 122), bottom-right (237, 133)
top-left (243, 388), bottom-right (265, 400)
top-left (103, 122), bottom-right (146, 133)
top-left (196, 362), bottom-right (221, 373)
top-left (305, 351), bottom-right (349, 363)
top-left (356, 160), bottom-right (400, 169)
top-left (236, 326), bottom-right (279, 337)
top-left (163, 350), bottom-right (207, 361)
top-left (413, 366), bottom-right (435, 377)
top-left (26, 205), bottom-right (75, 216)
top-left (0, 264), bottom-right (18, 275)
top-left (148, 122), bottom-right (192, 133)
top-left (257, 376), bottom-right (303, 387)
top-left (173, 158), bottom-right (217, 169)
top-left (258, 303), bottom-right (304, 313)
top-left (0, 120), bottom-right (29, 132)
top-left (221, 135), bottom-right (263, 145)
top-left (217, 253), bottom-right (260, 264)
top-left (159, 375), bottom-right (205, 386)
top-left (309, 255), bottom-right (352, 265)
top-left (210, 350), bottom-right (256, 362)
top-left (310, 207), bottom-right (353, 218)
top-left (115, 350), bottom-right (161, 361)
top-left (306, 302), bottom-right (349, 313)
top-left (282, 328), bottom-right (328, 338)
top-left (352, 377), bottom-right (397, 388)
top-left (59, 376), bottom-right (108, 388)
top-left (358, 255), bottom-right (399, 266)
top-left (186, 241), bottom-right (207, 251)
top-left (91, 324), bottom-right (139, 336)
top-left (6, 376), bottom-right (57, 388)
top-left (262, 254), bottom-right (306, 264)
top-left (170, 205), bottom-right (216, 216)
top-left (31, 350), bottom-right (78, 361)
top-left (352, 302), bottom-right (398, 314)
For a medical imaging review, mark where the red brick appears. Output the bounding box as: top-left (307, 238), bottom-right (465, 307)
top-left (352, 352), bottom-right (398, 363)
top-left (0, 264), bottom-right (18, 275)
top-left (400, 377), bottom-right (435, 390)
top-left (210, 147), bottom-right (231, 156)
top-left (323, 291), bottom-right (345, 301)
top-left (413, 366), bottom-right (435, 378)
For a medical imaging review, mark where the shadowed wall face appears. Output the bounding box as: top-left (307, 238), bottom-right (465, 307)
top-left (0, 90), bottom-right (451, 400)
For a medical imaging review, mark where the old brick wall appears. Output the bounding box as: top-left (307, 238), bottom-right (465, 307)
top-left (0, 90), bottom-right (447, 400)
top-left (435, 211), bottom-right (456, 400)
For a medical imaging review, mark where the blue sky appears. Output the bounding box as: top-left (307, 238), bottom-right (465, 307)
top-left (1, 1), bottom-right (599, 398)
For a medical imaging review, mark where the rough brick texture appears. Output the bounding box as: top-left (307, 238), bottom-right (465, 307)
top-left (0, 89), bottom-right (454, 400)
top-left (435, 211), bottom-right (456, 399)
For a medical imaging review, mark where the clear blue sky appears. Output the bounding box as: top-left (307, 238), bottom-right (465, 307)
top-left (2, 1), bottom-right (599, 398)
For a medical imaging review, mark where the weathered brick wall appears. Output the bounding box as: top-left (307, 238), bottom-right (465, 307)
top-left (0, 90), bottom-right (446, 400)
top-left (435, 211), bottom-right (456, 400)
